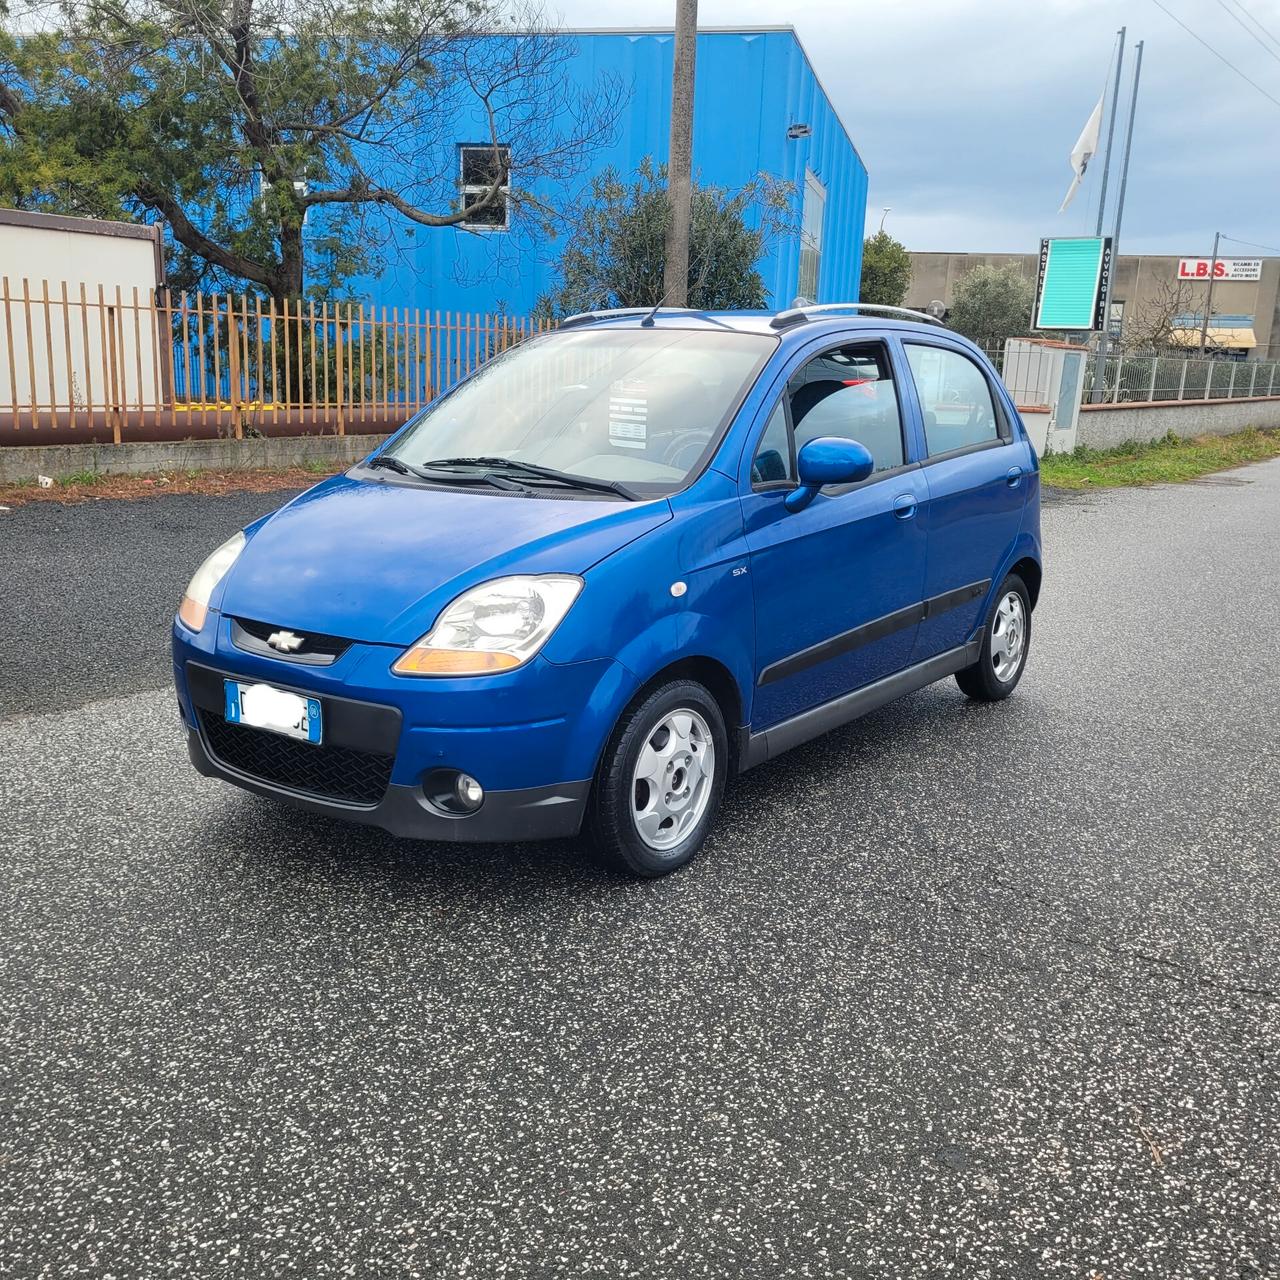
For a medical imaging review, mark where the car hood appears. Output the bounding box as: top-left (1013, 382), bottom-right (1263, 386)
top-left (218, 474), bottom-right (672, 645)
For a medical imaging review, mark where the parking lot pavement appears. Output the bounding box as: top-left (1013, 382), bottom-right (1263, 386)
top-left (2, 465), bottom-right (1278, 1278)
top-left (0, 490), bottom-right (302, 718)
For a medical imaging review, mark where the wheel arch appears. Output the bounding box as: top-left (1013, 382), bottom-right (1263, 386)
top-left (603, 655), bottom-right (747, 779)
top-left (1010, 555), bottom-right (1042, 610)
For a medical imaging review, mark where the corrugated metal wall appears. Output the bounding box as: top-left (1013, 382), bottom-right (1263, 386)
top-left (349, 29), bottom-right (867, 315)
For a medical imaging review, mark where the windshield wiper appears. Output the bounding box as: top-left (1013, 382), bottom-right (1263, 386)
top-left (420, 456), bottom-right (639, 500)
top-left (366, 453), bottom-right (529, 493)
top-left (366, 453), bottom-right (414, 475)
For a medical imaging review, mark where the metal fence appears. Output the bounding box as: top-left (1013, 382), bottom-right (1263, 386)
top-left (0, 276), bottom-right (548, 443)
top-left (1086, 350), bottom-right (1280, 403)
top-left (981, 340), bottom-right (1280, 406)
top-left (9, 282), bottom-right (1280, 446)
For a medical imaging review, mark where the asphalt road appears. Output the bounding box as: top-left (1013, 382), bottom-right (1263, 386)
top-left (2, 467), bottom-right (1278, 1278)
top-left (0, 492), bottom-right (295, 718)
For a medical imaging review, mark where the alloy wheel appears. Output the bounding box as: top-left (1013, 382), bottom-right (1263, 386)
top-left (630, 708), bottom-right (716, 851)
top-left (991, 591), bottom-right (1026, 683)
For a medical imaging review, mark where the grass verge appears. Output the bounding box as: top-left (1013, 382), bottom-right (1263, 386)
top-left (1041, 428), bottom-right (1280, 489)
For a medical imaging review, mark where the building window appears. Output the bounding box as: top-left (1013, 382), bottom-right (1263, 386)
top-left (459, 144), bottom-right (511, 229)
top-left (797, 170), bottom-right (826, 303)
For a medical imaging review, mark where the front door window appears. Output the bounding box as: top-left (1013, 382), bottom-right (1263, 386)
top-left (787, 343), bottom-right (905, 474)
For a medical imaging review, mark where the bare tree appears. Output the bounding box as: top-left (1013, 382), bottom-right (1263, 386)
top-left (0, 0), bottom-right (623, 303)
top-left (1121, 279), bottom-right (1212, 353)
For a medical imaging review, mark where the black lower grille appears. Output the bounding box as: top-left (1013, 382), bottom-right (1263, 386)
top-left (199, 709), bottom-right (393, 805)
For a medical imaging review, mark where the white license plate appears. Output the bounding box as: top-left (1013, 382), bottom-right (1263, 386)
top-left (224, 680), bottom-right (322, 744)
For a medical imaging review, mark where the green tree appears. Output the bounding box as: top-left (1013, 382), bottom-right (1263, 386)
top-left (536, 158), bottom-right (794, 317)
top-left (0, 0), bottom-right (622, 304)
top-left (859, 230), bottom-right (911, 306)
top-left (947, 263), bottom-right (1035, 350)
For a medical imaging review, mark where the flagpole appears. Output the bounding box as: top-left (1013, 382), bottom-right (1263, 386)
top-left (1091, 39), bottom-right (1144, 403)
top-left (1094, 27), bottom-right (1125, 236)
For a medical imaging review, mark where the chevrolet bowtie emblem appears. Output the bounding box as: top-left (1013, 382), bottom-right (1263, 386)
top-left (267, 629), bottom-right (305, 653)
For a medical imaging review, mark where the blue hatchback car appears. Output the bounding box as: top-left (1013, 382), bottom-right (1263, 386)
top-left (173, 303), bottom-right (1041, 876)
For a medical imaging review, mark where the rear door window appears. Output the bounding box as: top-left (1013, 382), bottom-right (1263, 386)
top-left (904, 344), bottom-right (1002, 457)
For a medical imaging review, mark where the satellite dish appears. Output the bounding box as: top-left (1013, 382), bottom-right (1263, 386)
top-left (926, 299), bottom-right (946, 319)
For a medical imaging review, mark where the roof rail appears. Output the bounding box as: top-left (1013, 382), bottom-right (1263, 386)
top-left (558, 306), bottom-right (708, 329)
top-left (770, 302), bottom-right (946, 330)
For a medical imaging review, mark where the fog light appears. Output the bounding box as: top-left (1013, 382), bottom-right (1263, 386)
top-left (454, 773), bottom-right (484, 811)
top-left (422, 768), bottom-right (486, 816)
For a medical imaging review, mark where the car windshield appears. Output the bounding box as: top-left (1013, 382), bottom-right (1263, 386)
top-left (380, 326), bottom-right (776, 498)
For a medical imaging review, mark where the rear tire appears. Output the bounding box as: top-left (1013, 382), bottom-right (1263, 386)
top-left (956, 572), bottom-right (1032, 702)
top-left (585, 679), bottom-right (727, 877)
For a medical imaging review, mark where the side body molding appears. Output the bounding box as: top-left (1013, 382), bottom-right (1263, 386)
top-left (739, 637), bottom-right (984, 771)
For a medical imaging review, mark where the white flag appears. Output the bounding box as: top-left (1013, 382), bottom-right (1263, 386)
top-left (1059, 94), bottom-right (1104, 212)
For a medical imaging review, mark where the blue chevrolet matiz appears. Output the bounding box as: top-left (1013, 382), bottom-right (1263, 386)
top-left (173, 304), bottom-right (1041, 876)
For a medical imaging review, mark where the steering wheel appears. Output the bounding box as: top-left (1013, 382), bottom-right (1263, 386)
top-left (661, 430), bottom-right (709, 470)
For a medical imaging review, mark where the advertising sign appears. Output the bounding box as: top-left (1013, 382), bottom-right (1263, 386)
top-left (1177, 258), bottom-right (1263, 281)
top-left (1034, 236), bottom-right (1112, 331)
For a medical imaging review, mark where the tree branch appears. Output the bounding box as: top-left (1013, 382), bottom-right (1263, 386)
top-left (0, 82), bottom-right (21, 122)
top-left (304, 180), bottom-right (501, 227)
top-left (138, 185), bottom-right (278, 291)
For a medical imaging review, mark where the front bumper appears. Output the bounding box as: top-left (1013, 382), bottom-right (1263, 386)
top-left (183, 722), bottom-right (590, 841)
top-left (174, 611), bottom-right (638, 843)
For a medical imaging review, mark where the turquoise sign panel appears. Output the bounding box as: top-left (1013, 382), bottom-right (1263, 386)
top-left (1034, 237), bottom-right (1113, 331)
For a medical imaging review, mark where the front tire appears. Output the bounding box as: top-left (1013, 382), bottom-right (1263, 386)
top-left (585, 679), bottom-right (727, 877)
top-left (956, 573), bottom-right (1032, 702)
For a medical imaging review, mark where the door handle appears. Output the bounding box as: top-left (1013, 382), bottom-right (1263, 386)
top-left (893, 493), bottom-right (917, 519)
top-left (1006, 466), bottom-right (1023, 488)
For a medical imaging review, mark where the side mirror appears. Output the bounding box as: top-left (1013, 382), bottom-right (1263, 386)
top-left (785, 437), bottom-right (875, 512)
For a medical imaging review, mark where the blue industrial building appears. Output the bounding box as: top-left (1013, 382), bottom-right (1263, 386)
top-left (349, 26), bottom-right (868, 317)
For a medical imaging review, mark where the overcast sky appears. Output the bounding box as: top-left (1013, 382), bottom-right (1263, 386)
top-left (552, 0), bottom-right (1280, 259)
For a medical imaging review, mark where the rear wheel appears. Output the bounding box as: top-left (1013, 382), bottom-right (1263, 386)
top-left (956, 573), bottom-right (1031, 702)
top-left (585, 679), bottom-right (727, 877)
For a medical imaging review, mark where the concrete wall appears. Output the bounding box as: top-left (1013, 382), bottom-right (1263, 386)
top-left (1, 212), bottom-right (167, 412)
top-left (1016, 406), bottom-right (1052, 455)
top-left (0, 213), bottom-right (163, 293)
top-left (0, 433), bottom-right (388, 485)
top-left (1074, 397), bottom-right (1280, 451)
top-left (3, 400), bottom-right (1274, 482)
top-left (906, 252), bottom-right (1037, 313)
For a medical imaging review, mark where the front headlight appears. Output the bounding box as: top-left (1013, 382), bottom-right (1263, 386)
top-left (393, 574), bottom-right (583, 676)
top-left (177, 531), bottom-right (246, 632)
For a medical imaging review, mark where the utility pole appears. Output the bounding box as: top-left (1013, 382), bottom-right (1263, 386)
top-left (1094, 28), bottom-right (1125, 236)
top-left (1199, 231), bottom-right (1220, 355)
top-left (1091, 39), bottom-right (1143, 403)
top-left (662, 0), bottom-right (698, 307)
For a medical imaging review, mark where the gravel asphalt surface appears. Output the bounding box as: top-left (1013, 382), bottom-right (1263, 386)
top-left (1, 465), bottom-right (1278, 1278)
